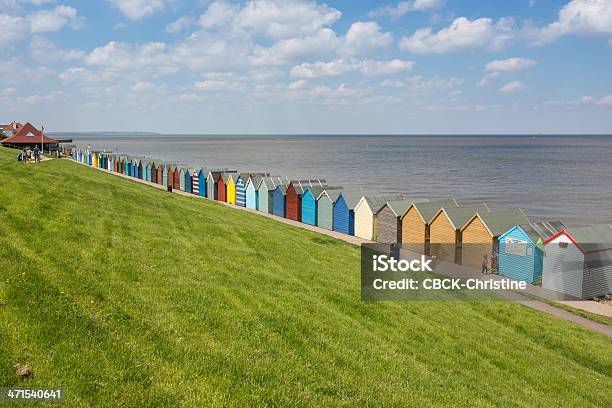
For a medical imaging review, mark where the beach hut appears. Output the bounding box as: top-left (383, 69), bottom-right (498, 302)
top-left (257, 177), bottom-right (285, 213)
top-left (273, 185), bottom-right (288, 217)
top-left (542, 224), bottom-right (612, 299)
top-left (460, 209), bottom-right (530, 270)
top-left (163, 166), bottom-right (169, 187)
top-left (401, 200), bottom-right (458, 254)
top-left (376, 199), bottom-right (429, 244)
top-left (173, 167), bottom-right (180, 190)
top-left (138, 160), bottom-right (143, 179)
top-left (354, 195), bottom-right (405, 241)
top-left (301, 186), bottom-right (326, 226)
top-left (217, 173), bottom-right (230, 202)
top-left (429, 204), bottom-right (490, 264)
top-left (333, 191), bottom-right (363, 235)
top-left (194, 169), bottom-right (206, 197)
top-left (151, 163), bottom-right (157, 184)
top-left (285, 181), bottom-right (305, 221)
top-left (125, 159), bottom-right (131, 176)
top-left (183, 169), bottom-right (193, 194)
top-left (156, 164), bottom-right (163, 185)
top-left (191, 169), bottom-right (200, 195)
top-left (226, 173), bottom-right (239, 205)
top-left (316, 189), bottom-right (342, 231)
top-left (235, 174), bottom-right (249, 207)
top-left (207, 171), bottom-right (222, 200)
top-left (497, 222), bottom-right (564, 284)
top-left (245, 175), bottom-right (261, 210)
top-left (179, 168), bottom-right (186, 191)
top-left (93, 152), bottom-right (98, 168)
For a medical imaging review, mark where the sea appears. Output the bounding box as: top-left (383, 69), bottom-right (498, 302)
top-left (66, 134), bottom-right (612, 227)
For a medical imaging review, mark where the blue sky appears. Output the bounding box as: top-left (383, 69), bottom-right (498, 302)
top-left (1, 0), bottom-right (611, 134)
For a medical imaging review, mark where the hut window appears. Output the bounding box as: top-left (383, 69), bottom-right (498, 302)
top-left (558, 242), bottom-right (568, 249)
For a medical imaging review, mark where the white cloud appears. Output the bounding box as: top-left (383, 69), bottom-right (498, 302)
top-left (485, 57), bottom-right (537, 71)
top-left (194, 80), bottom-right (244, 91)
top-left (200, 0), bottom-right (341, 39)
top-left (173, 32), bottom-right (252, 71)
top-left (369, 0), bottom-right (445, 19)
top-left (165, 16), bottom-right (194, 33)
top-left (290, 58), bottom-right (414, 78)
top-left (381, 75), bottom-right (463, 93)
top-left (1, 87), bottom-right (17, 96)
top-left (0, 14), bottom-right (26, 47)
top-left (250, 28), bottom-right (339, 66)
top-left (343, 21), bottom-right (392, 55)
top-left (131, 81), bottom-right (157, 93)
top-left (28, 5), bottom-right (84, 33)
top-left (499, 80), bottom-right (526, 93)
top-left (30, 36), bottom-right (84, 63)
top-left (288, 79), bottom-right (308, 90)
top-left (542, 94), bottom-right (612, 107)
top-left (58, 67), bottom-right (114, 83)
top-left (399, 16), bottom-right (514, 53)
top-left (476, 72), bottom-right (500, 87)
top-left (85, 41), bottom-right (178, 75)
top-left (109, 0), bottom-right (167, 20)
top-left (531, 0), bottom-right (612, 45)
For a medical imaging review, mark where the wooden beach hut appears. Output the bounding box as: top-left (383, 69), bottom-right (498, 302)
top-left (273, 185), bottom-right (288, 217)
top-left (225, 173), bottom-right (240, 205)
top-left (151, 163), bottom-right (157, 184)
top-left (376, 199), bottom-right (429, 244)
top-left (429, 204), bottom-right (490, 264)
top-left (195, 169), bottom-right (206, 197)
top-left (183, 169), bottom-right (193, 194)
top-left (207, 171), bottom-right (222, 200)
top-left (156, 164), bottom-right (164, 185)
top-left (542, 224), bottom-right (612, 299)
top-left (354, 195), bottom-right (405, 241)
top-left (401, 200), bottom-right (458, 254)
top-left (460, 209), bottom-right (530, 270)
top-left (191, 169), bottom-right (200, 195)
top-left (235, 174), bottom-right (249, 207)
top-left (245, 176), bottom-right (261, 210)
top-left (316, 189), bottom-right (343, 231)
top-left (333, 191), bottom-right (364, 235)
top-left (217, 173), bottom-right (229, 202)
top-left (301, 186), bottom-right (326, 226)
top-left (173, 167), bottom-right (180, 190)
top-left (257, 177), bottom-right (286, 214)
top-left (179, 168), bottom-right (186, 191)
top-left (497, 221), bottom-right (564, 283)
top-left (138, 160), bottom-right (143, 179)
top-left (286, 182), bottom-right (304, 221)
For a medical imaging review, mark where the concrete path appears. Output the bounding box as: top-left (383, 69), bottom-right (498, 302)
top-left (70, 159), bottom-right (611, 337)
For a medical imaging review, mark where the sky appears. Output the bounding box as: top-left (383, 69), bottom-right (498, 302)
top-left (0, 0), bottom-right (611, 134)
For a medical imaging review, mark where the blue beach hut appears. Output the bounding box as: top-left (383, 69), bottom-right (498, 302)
top-left (235, 174), bottom-right (247, 207)
top-left (162, 165), bottom-right (169, 187)
top-left (333, 191), bottom-right (363, 235)
top-left (179, 168), bottom-right (186, 191)
top-left (273, 185), bottom-right (288, 218)
top-left (198, 169), bottom-right (207, 197)
top-left (498, 221), bottom-right (564, 283)
top-left (184, 169), bottom-right (193, 194)
top-left (245, 176), bottom-right (259, 209)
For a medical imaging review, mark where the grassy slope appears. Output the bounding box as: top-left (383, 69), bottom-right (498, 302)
top-left (0, 147), bottom-right (610, 407)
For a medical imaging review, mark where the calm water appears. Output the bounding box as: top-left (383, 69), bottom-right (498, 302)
top-left (69, 134), bottom-right (612, 226)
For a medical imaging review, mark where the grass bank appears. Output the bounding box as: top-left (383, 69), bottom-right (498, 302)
top-left (0, 147), bottom-right (610, 407)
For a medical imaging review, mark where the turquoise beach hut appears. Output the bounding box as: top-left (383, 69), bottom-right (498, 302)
top-left (301, 186), bottom-right (328, 226)
top-left (197, 169), bottom-right (206, 197)
top-left (498, 221), bottom-right (564, 283)
top-left (245, 176), bottom-right (259, 209)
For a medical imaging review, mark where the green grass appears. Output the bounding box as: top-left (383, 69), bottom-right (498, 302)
top-left (0, 147), bottom-right (610, 407)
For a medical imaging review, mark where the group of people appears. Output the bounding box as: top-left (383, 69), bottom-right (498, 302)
top-left (17, 146), bottom-right (42, 163)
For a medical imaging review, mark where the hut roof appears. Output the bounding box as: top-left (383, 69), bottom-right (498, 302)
top-left (383, 198), bottom-right (430, 217)
top-left (401, 199), bottom-right (458, 222)
top-left (258, 176), bottom-right (286, 191)
top-left (338, 190), bottom-right (367, 209)
top-left (435, 204), bottom-right (490, 230)
top-left (545, 224), bottom-right (612, 253)
top-left (465, 208), bottom-right (529, 236)
top-left (362, 194), bottom-right (405, 213)
top-left (316, 187), bottom-right (344, 202)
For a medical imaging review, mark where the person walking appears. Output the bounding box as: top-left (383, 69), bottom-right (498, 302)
top-left (33, 145), bottom-right (40, 163)
top-left (481, 254), bottom-right (489, 275)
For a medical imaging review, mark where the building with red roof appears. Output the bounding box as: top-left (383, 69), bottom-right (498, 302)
top-left (0, 122), bottom-right (59, 150)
